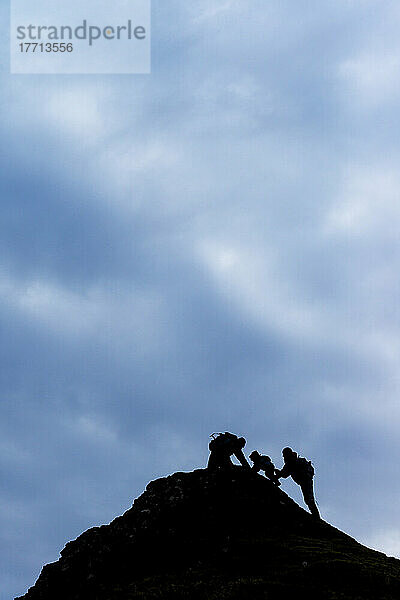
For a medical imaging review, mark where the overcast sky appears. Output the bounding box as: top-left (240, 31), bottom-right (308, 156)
top-left (3, 1), bottom-right (400, 598)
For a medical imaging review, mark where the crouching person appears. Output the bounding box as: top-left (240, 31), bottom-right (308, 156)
top-left (207, 432), bottom-right (251, 471)
top-left (249, 451), bottom-right (281, 486)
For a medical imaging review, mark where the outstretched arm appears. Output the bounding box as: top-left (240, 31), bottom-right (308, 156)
top-left (276, 464), bottom-right (290, 478)
top-left (234, 449), bottom-right (251, 469)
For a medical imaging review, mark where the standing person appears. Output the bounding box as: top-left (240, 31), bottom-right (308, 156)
top-left (276, 447), bottom-right (320, 518)
top-left (249, 451), bottom-right (281, 485)
top-left (207, 432), bottom-right (251, 471)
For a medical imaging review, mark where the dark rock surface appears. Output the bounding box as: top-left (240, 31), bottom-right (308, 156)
top-left (16, 467), bottom-right (400, 599)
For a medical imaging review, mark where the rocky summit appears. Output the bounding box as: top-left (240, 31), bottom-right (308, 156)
top-left (16, 467), bottom-right (400, 599)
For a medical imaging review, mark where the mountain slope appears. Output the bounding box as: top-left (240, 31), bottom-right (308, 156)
top-left (16, 467), bottom-right (400, 599)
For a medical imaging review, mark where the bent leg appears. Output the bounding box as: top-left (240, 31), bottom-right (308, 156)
top-left (207, 451), bottom-right (219, 471)
top-left (207, 450), bottom-right (233, 471)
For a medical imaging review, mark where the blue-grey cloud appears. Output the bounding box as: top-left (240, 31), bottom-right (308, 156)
top-left (2, 1), bottom-right (400, 598)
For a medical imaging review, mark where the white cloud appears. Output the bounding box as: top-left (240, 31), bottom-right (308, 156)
top-left (8, 83), bottom-right (113, 145)
top-left (198, 237), bottom-right (400, 388)
top-left (96, 136), bottom-right (184, 203)
top-left (339, 51), bottom-right (400, 109)
top-left (192, 0), bottom-right (240, 24)
top-left (0, 277), bottom-right (102, 337)
top-left (74, 415), bottom-right (117, 443)
top-left (44, 88), bottom-right (109, 143)
top-left (325, 165), bottom-right (400, 236)
top-left (0, 273), bottom-right (167, 356)
top-left (198, 239), bottom-right (322, 340)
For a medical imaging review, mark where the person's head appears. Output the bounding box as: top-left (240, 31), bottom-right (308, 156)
top-left (249, 450), bottom-right (259, 461)
top-left (238, 437), bottom-right (246, 449)
top-left (282, 447), bottom-right (295, 460)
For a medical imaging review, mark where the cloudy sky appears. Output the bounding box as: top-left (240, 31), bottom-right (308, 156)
top-left (3, 1), bottom-right (400, 597)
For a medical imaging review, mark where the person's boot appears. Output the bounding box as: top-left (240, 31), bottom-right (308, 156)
top-left (309, 504), bottom-right (321, 519)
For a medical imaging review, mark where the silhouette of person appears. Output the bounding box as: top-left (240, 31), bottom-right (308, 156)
top-left (207, 432), bottom-right (251, 471)
top-left (249, 451), bottom-right (281, 485)
top-left (276, 447), bottom-right (320, 518)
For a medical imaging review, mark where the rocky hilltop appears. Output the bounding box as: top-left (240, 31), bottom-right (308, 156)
top-left (16, 467), bottom-right (400, 599)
